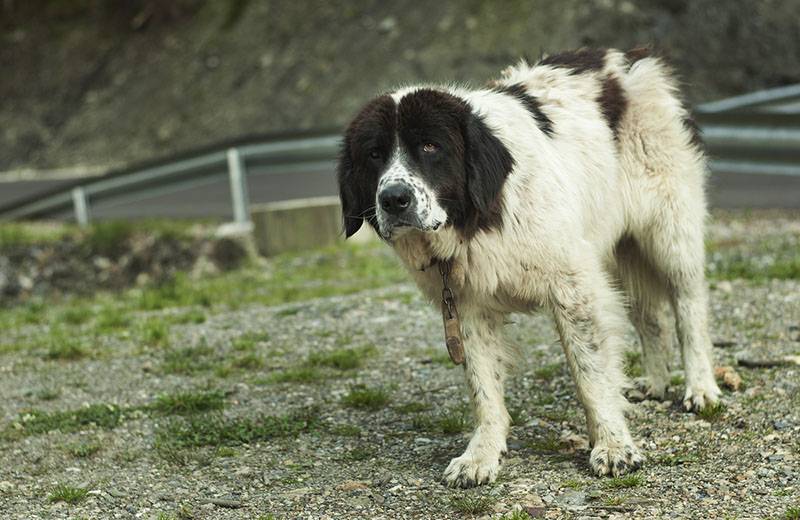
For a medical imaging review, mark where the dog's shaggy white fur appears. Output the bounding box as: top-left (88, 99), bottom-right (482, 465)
top-left (337, 48), bottom-right (721, 487)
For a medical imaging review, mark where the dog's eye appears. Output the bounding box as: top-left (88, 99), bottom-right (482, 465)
top-left (369, 150), bottom-right (382, 160)
top-left (422, 143), bottom-right (439, 154)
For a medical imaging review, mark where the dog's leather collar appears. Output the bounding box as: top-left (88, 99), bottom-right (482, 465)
top-left (438, 259), bottom-right (465, 365)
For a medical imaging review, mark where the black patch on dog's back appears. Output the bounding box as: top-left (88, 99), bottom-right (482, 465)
top-left (597, 75), bottom-right (627, 139)
top-left (397, 89), bottom-right (514, 238)
top-left (540, 48), bottom-right (607, 74)
top-left (492, 83), bottom-right (554, 136)
top-left (337, 95), bottom-right (396, 237)
top-left (625, 46), bottom-right (651, 66)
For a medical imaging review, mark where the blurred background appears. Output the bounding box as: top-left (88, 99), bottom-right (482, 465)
top-left (1, 0), bottom-right (800, 224)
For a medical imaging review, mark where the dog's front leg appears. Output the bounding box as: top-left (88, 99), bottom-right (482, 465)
top-left (548, 271), bottom-right (645, 477)
top-left (443, 313), bottom-right (511, 488)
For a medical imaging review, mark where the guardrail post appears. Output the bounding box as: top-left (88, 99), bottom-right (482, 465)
top-left (227, 147), bottom-right (251, 224)
top-left (71, 187), bottom-right (90, 227)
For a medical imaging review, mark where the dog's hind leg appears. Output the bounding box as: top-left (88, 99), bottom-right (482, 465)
top-left (443, 311), bottom-right (513, 488)
top-left (637, 206), bottom-right (721, 412)
top-left (548, 261), bottom-right (644, 477)
top-left (615, 236), bottom-right (675, 399)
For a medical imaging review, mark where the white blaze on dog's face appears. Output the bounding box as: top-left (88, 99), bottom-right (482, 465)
top-left (337, 88), bottom-right (516, 241)
top-left (374, 149), bottom-right (448, 239)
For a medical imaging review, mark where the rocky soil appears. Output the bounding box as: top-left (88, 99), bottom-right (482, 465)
top-left (0, 224), bottom-right (248, 305)
top-left (0, 212), bottom-right (798, 519)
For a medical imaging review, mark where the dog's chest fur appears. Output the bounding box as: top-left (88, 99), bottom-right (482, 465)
top-left (393, 230), bottom-right (543, 316)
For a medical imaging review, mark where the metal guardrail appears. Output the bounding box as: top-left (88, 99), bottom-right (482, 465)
top-left (0, 85), bottom-right (798, 224)
top-left (696, 84), bottom-right (800, 179)
top-left (0, 134), bottom-right (341, 225)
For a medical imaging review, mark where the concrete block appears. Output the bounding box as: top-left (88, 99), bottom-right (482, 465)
top-left (251, 196), bottom-right (377, 256)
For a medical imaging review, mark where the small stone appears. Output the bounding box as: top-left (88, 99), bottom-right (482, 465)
top-left (207, 497), bottom-right (243, 509)
top-left (716, 281), bottom-right (733, 293)
top-left (337, 480), bottom-right (369, 492)
top-left (106, 487), bottom-right (126, 498)
top-left (773, 419), bottom-right (790, 430)
top-left (0, 481), bottom-right (14, 493)
top-left (714, 366), bottom-right (742, 391)
top-left (557, 490), bottom-right (586, 507)
top-left (414, 437), bottom-right (432, 444)
top-left (378, 17), bottom-right (397, 32)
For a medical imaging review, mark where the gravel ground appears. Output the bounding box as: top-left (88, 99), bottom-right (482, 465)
top-left (1, 213), bottom-right (799, 519)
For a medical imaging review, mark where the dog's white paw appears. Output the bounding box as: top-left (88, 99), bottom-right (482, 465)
top-left (683, 380), bottom-right (722, 412)
top-left (442, 452), bottom-right (501, 488)
top-left (590, 443), bottom-right (644, 477)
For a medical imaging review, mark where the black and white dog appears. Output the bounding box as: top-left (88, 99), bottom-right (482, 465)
top-left (336, 48), bottom-right (721, 487)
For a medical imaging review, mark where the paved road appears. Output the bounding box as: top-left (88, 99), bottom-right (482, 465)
top-left (1, 166), bottom-right (799, 221)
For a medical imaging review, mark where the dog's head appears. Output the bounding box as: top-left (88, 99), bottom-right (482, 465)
top-left (337, 88), bottom-right (514, 241)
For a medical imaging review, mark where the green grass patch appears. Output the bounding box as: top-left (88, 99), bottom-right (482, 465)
top-left (561, 478), bottom-right (586, 489)
top-left (66, 440), bottom-right (102, 458)
top-left (437, 406), bottom-right (471, 434)
top-left (95, 307), bottom-right (131, 332)
top-left (154, 407), bottom-right (318, 451)
top-left (502, 512), bottom-right (533, 520)
top-left (341, 385), bottom-right (391, 410)
top-left (604, 474), bottom-right (644, 489)
top-left (133, 242), bottom-right (404, 312)
top-left (171, 308), bottom-right (207, 324)
top-left (1, 241), bottom-right (405, 343)
top-left (411, 405), bottom-right (471, 434)
top-left (12, 403), bottom-right (125, 436)
top-left (395, 402), bottom-right (432, 414)
top-left (329, 424), bottom-right (361, 437)
top-left (216, 446), bottom-right (238, 457)
top-left (140, 319), bottom-right (170, 347)
top-left (232, 332), bottom-right (269, 351)
top-left (623, 350), bottom-right (643, 378)
top-left (35, 387), bottom-right (61, 401)
top-left (707, 235), bottom-right (800, 281)
top-left (230, 353), bottom-right (264, 370)
top-left (785, 506), bottom-right (800, 520)
top-left (0, 222), bottom-right (75, 248)
top-left (654, 452), bottom-right (700, 466)
top-left (85, 221), bottom-right (136, 256)
top-left (308, 344), bottom-right (377, 370)
top-left (58, 306), bottom-right (94, 326)
top-left (697, 402), bottom-right (726, 422)
top-left (341, 445), bottom-right (377, 462)
top-left (43, 328), bottom-right (89, 360)
top-left (525, 433), bottom-right (563, 453)
top-left (162, 345), bottom-right (214, 374)
top-left (533, 362), bottom-right (561, 381)
top-left (150, 390), bottom-right (226, 415)
top-left (264, 366), bottom-right (325, 384)
top-left (450, 495), bottom-right (495, 515)
top-left (48, 483), bottom-right (88, 504)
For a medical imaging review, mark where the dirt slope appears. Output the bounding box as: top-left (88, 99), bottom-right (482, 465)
top-left (2, 0), bottom-right (800, 173)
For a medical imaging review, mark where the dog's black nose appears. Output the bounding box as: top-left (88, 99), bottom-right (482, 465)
top-left (379, 183), bottom-right (414, 215)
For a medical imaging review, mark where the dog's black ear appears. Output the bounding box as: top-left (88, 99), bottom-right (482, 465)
top-left (464, 113), bottom-right (514, 218)
top-left (336, 146), bottom-right (365, 239)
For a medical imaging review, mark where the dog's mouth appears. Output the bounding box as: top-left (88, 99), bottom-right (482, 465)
top-left (380, 219), bottom-right (442, 240)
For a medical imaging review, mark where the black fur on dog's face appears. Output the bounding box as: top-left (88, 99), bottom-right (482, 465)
top-left (336, 88), bottom-right (515, 241)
